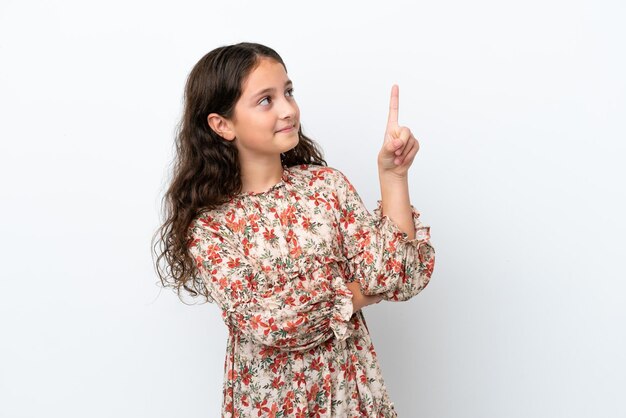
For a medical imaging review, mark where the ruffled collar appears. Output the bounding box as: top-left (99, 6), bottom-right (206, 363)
top-left (234, 166), bottom-right (291, 198)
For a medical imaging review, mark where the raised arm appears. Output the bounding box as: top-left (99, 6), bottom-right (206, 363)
top-left (332, 168), bottom-right (435, 301)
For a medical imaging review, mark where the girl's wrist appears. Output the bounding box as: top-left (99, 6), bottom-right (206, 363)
top-left (378, 166), bottom-right (408, 181)
top-left (364, 294), bottom-right (383, 306)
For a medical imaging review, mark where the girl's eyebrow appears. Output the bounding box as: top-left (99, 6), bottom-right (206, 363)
top-left (251, 80), bottom-right (293, 99)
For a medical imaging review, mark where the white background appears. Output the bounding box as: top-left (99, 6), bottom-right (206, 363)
top-left (1, 0), bottom-right (625, 417)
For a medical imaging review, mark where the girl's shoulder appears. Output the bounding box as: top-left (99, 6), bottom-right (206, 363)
top-left (290, 163), bottom-right (345, 184)
top-left (289, 164), bottom-right (360, 198)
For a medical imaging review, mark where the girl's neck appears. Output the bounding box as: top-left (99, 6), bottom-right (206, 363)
top-left (239, 159), bottom-right (285, 194)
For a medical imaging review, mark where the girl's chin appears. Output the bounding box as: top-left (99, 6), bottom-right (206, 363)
top-left (283, 138), bottom-right (299, 152)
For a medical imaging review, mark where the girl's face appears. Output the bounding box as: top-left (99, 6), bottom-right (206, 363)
top-left (227, 57), bottom-right (300, 160)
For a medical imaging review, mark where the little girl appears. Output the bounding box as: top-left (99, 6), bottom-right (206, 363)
top-left (153, 42), bottom-right (435, 417)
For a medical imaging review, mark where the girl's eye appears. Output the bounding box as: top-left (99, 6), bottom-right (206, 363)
top-left (259, 88), bottom-right (295, 106)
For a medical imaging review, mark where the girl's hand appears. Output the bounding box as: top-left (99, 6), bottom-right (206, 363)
top-left (377, 84), bottom-right (420, 178)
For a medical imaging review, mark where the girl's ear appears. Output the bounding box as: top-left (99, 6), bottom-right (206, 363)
top-left (207, 113), bottom-right (235, 141)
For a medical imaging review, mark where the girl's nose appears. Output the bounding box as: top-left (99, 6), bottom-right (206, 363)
top-left (279, 97), bottom-right (297, 119)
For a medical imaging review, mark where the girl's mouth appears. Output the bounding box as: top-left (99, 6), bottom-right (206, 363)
top-left (277, 125), bottom-right (295, 133)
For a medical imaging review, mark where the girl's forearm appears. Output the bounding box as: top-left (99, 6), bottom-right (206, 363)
top-left (378, 171), bottom-right (415, 240)
top-left (352, 294), bottom-right (383, 314)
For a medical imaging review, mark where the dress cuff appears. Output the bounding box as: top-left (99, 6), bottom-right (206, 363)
top-left (329, 275), bottom-right (355, 342)
top-left (373, 199), bottom-right (432, 249)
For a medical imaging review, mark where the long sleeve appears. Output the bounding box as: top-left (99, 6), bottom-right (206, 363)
top-left (187, 223), bottom-right (355, 352)
top-left (332, 169), bottom-right (436, 301)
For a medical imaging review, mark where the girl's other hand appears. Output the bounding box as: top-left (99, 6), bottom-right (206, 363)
top-left (377, 84), bottom-right (420, 178)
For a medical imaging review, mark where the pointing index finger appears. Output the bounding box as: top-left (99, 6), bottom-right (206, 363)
top-left (387, 84), bottom-right (399, 127)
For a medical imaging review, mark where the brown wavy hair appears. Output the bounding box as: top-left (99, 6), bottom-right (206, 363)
top-left (151, 42), bottom-right (328, 303)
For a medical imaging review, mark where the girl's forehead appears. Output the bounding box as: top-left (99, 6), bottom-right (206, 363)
top-left (242, 59), bottom-right (290, 94)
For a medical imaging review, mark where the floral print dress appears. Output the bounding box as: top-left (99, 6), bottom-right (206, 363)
top-left (187, 164), bottom-right (435, 417)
